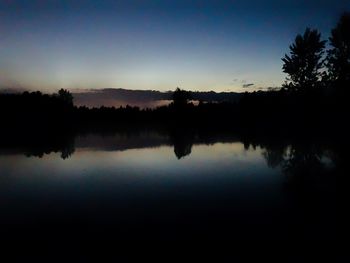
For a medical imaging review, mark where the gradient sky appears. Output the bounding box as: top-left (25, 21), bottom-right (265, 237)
top-left (0, 0), bottom-right (348, 92)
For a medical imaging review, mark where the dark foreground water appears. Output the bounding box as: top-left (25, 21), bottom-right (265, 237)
top-left (0, 131), bottom-right (339, 260)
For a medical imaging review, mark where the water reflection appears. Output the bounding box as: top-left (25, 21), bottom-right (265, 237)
top-left (0, 129), bottom-right (339, 245)
top-left (0, 129), bottom-right (241, 160)
top-left (0, 130), bottom-right (343, 193)
top-left (244, 137), bottom-right (338, 240)
top-left (243, 137), bottom-right (340, 191)
top-left (0, 129), bottom-right (344, 170)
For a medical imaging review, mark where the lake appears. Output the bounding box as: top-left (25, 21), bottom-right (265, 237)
top-left (0, 130), bottom-right (338, 258)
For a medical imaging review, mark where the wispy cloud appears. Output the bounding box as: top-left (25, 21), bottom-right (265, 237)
top-left (242, 83), bottom-right (254, 88)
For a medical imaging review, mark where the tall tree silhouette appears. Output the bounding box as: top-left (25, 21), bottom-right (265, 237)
top-left (172, 87), bottom-right (192, 108)
top-left (327, 12), bottom-right (350, 87)
top-left (57, 89), bottom-right (74, 106)
top-left (282, 28), bottom-right (326, 90)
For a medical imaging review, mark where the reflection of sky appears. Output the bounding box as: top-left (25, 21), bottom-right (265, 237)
top-left (0, 143), bottom-right (273, 181)
top-left (0, 0), bottom-right (347, 92)
top-left (0, 142), bottom-right (283, 218)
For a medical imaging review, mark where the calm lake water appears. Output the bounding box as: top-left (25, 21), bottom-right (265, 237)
top-left (0, 131), bottom-right (338, 253)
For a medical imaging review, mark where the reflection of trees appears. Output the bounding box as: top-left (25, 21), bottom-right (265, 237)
top-left (1, 131), bottom-right (76, 160)
top-left (255, 138), bottom-right (338, 242)
top-left (25, 139), bottom-right (76, 159)
top-left (257, 140), bottom-right (339, 195)
top-left (1, 128), bottom-right (197, 160)
top-left (282, 144), bottom-right (324, 178)
top-left (170, 130), bottom-right (195, 159)
top-left (173, 139), bottom-right (192, 159)
top-left (60, 136), bottom-right (75, 159)
top-left (261, 142), bottom-right (327, 175)
top-left (256, 140), bottom-right (338, 243)
top-left (262, 145), bottom-right (287, 168)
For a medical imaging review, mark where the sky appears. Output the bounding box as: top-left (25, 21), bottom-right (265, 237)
top-left (0, 0), bottom-right (348, 93)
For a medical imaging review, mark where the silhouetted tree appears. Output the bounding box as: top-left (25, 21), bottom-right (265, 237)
top-left (282, 28), bottom-right (326, 90)
top-left (57, 89), bottom-right (74, 106)
top-left (327, 12), bottom-right (350, 87)
top-left (172, 88), bottom-right (192, 107)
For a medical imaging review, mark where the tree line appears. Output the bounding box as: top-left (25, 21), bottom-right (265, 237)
top-left (0, 12), bottom-right (349, 133)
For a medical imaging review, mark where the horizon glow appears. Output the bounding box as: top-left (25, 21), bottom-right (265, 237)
top-left (0, 0), bottom-right (348, 93)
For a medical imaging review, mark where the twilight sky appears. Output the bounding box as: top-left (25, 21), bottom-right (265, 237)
top-left (0, 0), bottom-right (348, 92)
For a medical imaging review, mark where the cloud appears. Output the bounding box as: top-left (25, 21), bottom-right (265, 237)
top-left (242, 83), bottom-right (254, 88)
top-left (0, 86), bottom-right (29, 94)
top-left (73, 88), bottom-right (242, 108)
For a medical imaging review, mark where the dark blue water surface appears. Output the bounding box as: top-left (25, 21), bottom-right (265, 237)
top-left (0, 132), bottom-right (338, 259)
